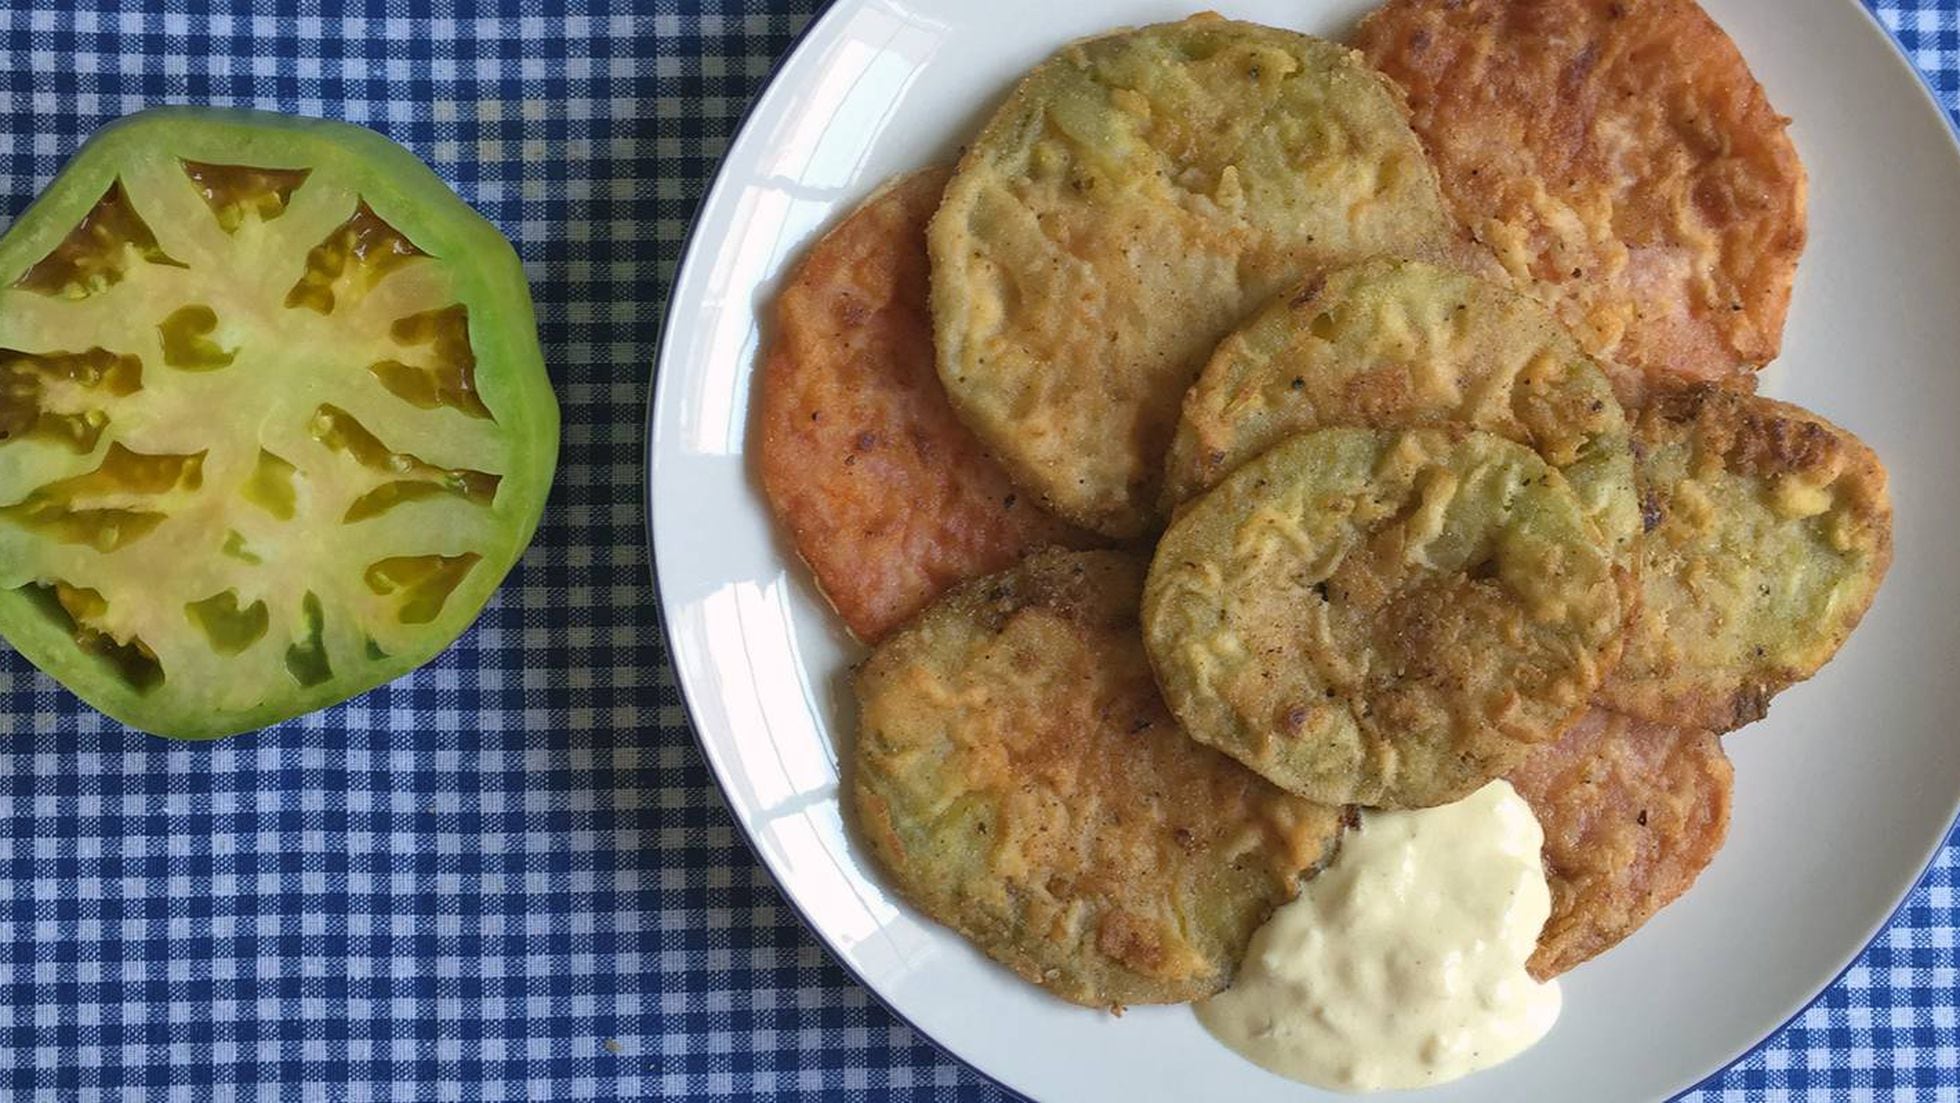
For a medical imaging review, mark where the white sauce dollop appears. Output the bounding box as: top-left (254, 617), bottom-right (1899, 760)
top-left (1195, 779), bottom-right (1560, 1093)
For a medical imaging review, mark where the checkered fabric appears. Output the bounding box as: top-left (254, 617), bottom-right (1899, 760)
top-left (0, 0), bottom-right (1950, 1099)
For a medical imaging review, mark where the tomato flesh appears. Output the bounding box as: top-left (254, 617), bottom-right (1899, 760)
top-left (0, 109), bottom-right (557, 739)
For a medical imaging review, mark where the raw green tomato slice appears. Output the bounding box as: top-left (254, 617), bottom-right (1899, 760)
top-left (0, 108), bottom-right (558, 739)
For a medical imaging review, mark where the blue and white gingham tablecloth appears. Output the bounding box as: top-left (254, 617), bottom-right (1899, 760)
top-left (0, 2), bottom-right (1952, 1099)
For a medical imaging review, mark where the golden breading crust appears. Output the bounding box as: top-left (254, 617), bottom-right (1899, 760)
top-left (1356, 0), bottom-right (1808, 397)
top-left (1599, 383), bottom-right (1892, 731)
top-left (852, 549), bottom-right (1347, 1009)
top-left (1507, 708), bottom-right (1732, 979)
top-left (1143, 428), bottom-right (1626, 810)
top-left (1163, 256), bottom-right (1640, 555)
top-left (756, 168), bottom-right (1095, 643)
top-left (931, 15), bottom-right (1470, 538)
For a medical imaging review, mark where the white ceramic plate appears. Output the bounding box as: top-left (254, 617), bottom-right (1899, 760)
top-left (650, 2), bottom-right (1960, 1098)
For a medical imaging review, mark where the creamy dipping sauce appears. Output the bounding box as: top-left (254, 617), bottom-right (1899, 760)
top-left (1196, 780), bottom-right (1559, 1093)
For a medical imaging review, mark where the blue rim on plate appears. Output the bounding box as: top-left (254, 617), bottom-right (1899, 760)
top-left (645, 2), bottom-right (1960, 1099)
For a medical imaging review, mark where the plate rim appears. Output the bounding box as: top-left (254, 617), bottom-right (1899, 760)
top-left (645, 1), bottom-right (1028, 1096)
top-left (1669, 1), bottom-right (1960, 1096)
top-left (645, 2), bottom-right (1960, 1099)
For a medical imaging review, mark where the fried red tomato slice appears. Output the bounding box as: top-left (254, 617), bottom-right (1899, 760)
top-left (853, 549), bottom-right (1347, 1009)
top-left (756, 167), bottom-right (1095, 643)
top-left (1356, 0), bottom-right (1808, 398)
top-left (1600, 383), bottom-right (1892, 731)
top-left (1507, 708), bottom-right (1732, 979)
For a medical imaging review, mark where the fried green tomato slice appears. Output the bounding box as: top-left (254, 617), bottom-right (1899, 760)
top-left (1598, 383), bottom-right (1892, 731)
top-left (1162, 256), bottom-right (1639, 554)
top-left (0, 109), bottom-right (557, 738)
top-left (1143, 428), bottom-right (1625, 809)
top-left (1507, 708), bottom-right (1732, 979)
top-left (852, 549), bottom-right (1346, 1009)
top-left (1356, 0), bottom-right (1807, 398)
top-left (756, 167), bottom-right (1097, 643)
top-left (930, 14), bottom-right (1470, 539)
